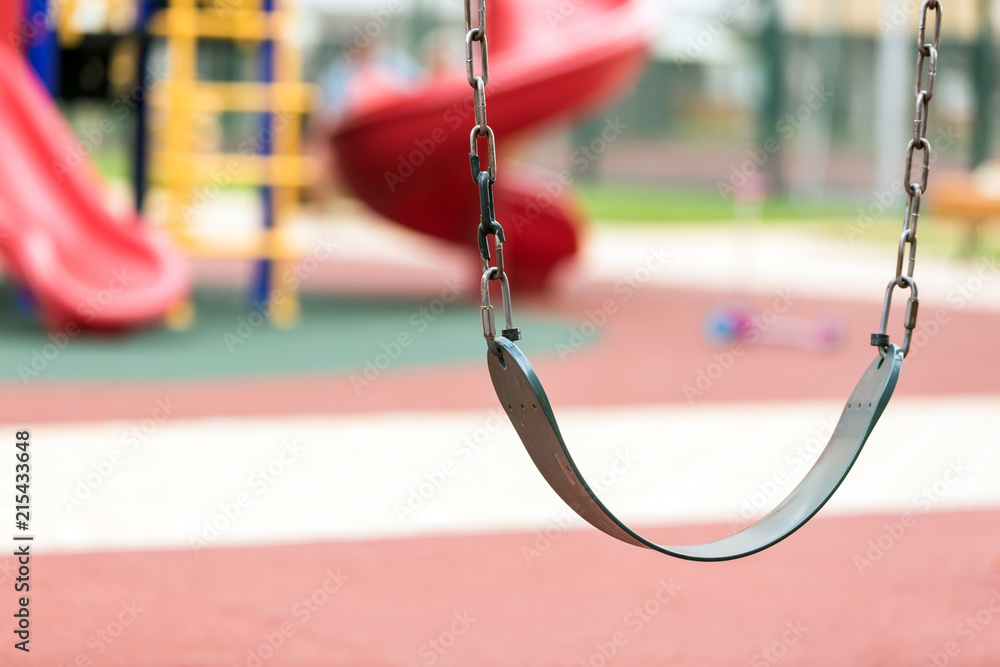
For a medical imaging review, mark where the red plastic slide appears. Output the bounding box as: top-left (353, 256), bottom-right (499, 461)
top-left (331, 0), bottom-right (650, 289)
top-left (0, 34), bottom-right (187, 331)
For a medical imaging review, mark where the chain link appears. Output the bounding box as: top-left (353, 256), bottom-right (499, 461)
top-left (873, 0), bottom-right (942, 359)
top-left (464, 0), bottom-right (494, 183)
top-left (465, 0), bottom-right (519, 344)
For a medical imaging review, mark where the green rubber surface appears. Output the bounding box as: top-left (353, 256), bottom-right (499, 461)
top-left (0, 287), bottom-right (576, 383)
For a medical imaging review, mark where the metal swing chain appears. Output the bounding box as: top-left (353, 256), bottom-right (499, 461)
top-left (873, 0), bottom-right (943, 358)
top-left (465, 1), bottom-right (941, 356)
top-left (465, 0), bottom-right (521, 345)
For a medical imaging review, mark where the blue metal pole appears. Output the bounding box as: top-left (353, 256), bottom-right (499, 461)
top-left (133, 0), bottom-right (153, 214)
top-left (24, 0), bottom-right (58, 94)
top-left (250, 0), bottom-right (276, 312)
top-left (18, 0), bottom-right (57, 322)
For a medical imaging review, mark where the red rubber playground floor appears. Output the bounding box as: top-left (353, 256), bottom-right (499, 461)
top-left (5, 279), bottom-right (1000, 423)
top-left (17, 509), bottom-right (1000, 667)
top-left (3, 270), bottom-right (1000, 666)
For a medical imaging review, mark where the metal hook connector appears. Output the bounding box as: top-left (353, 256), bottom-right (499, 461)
top-left (481, 267), bottom-right (520, 343)
top-left (481, 267), bottom-right (498, 340)
top-left (874, 276), bottom-right (919, 358)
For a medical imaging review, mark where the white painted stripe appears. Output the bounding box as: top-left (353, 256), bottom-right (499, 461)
top-left (9, 395), bottom-right (999, 554)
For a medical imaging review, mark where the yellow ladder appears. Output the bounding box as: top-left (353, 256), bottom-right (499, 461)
top-left (148, 0), bottom-right (317, 328)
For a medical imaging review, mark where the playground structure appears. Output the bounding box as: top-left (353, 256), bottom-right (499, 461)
top-left (1, 0), bottom-right (992, 329)
top-left (932, 165), bottom-right (1000, 253)
top-left (0, 2), bottom-right (188, 332)
top-left (330, 0), bottom-right (651, 289)
top-left (1, 0), bottom-right (651, 333)
top-left (0, 0), bottom-right (318, 329)
top-left (145, 0), bottom-right (317, 326)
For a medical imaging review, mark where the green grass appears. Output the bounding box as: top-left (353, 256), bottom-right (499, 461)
top-left (575, 183), bottom-right (861, 224)
top-left (90, 150), bottom-right (131, 183)
top-left (90, 147), bottom-right (258, 197)
top-left (575, 182), bottom-right (1000, 261)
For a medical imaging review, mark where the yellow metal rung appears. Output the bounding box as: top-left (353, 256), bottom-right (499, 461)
top-left (149, 7), bottom-right (289, 40)
top-left (153, 154), bottom-right (318, 187)
top-left (149, 82), bottom-right (316, 114)
top-left (171, 228), bottom-right (301, 261)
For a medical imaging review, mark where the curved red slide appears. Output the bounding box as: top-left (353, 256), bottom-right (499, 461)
top-left (0, 37), bottom-right (188, 332)
top-left (331, 0), bottom-right (650, 289)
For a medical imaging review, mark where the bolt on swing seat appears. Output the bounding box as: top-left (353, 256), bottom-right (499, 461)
top-left (462, 0), bottom-right (944, 560)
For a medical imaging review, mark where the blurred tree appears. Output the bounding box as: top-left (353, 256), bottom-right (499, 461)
top-left (970, 0), bottom-right (993, 168)
top-left (757, 0), bottom-right (785, 193)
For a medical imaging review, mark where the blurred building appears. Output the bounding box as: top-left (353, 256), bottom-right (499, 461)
top-left (54, 0), bottom-right (998, 199)
top-left (291, 0), bottom-right (995, 198)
